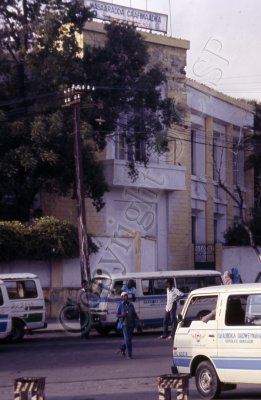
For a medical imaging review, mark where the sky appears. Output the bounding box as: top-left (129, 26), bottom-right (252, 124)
top-left (108, 0), bottom-right (261, 102)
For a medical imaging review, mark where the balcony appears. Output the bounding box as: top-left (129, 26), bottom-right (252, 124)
top-left (102, 159), bottom-right (186, 191)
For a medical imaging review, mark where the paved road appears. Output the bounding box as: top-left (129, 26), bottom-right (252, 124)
top-left (1, 330), bottom-right (261, 400)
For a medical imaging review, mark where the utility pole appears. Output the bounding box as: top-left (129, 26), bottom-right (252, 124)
top-left (63, 84), bottom-right (95, 284)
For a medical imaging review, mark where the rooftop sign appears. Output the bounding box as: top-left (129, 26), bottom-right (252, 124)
top-left (85, 0), bottom-right (168, 33)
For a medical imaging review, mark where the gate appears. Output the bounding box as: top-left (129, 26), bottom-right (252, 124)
top-left (194, 243), bottom-right (215, 270)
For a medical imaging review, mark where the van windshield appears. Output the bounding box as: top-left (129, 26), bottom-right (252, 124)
top-left (0, 288), bottom-right (3, 306)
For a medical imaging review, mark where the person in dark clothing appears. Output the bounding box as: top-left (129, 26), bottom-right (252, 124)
top-left (77, 280), bottom-right (90, 338)
top-left (116, 292), bottom-right (140, 359)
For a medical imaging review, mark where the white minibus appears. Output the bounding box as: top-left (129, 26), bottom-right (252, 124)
top-left (173, 283), bottom-right (261, 399)
top-left (0, 279), bottom-right (12, 340)
top-left (0, 273), bottom-right (47, 342)
top-left (89, 270), bottom-right (223, 335)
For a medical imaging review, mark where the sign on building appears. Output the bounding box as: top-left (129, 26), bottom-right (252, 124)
top-left (85, 0), bottom-right (168, 34)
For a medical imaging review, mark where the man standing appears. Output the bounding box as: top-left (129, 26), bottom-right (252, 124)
top-left (160, 277), bottom-right (183, 340)
top-left (77, 280), bottom-right (90, 338)
top-left (117, 292), bottom-right (140, 359)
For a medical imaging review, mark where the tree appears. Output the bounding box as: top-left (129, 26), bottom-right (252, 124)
top-left (245, 102), bottom-right (261, 209)
top-left (82, 23), bottom-right (179, 179)
top-left (0, 0), bottom-right (105, 220)
top-left (0, 2), bottom-right (176, 221)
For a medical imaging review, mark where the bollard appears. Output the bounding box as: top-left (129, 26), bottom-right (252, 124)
top-left (158, 373), bottom-right (190, 400)
top-left (14, 377), bottom-right (45, 400)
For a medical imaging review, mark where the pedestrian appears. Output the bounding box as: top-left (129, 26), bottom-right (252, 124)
top-left (121, 279), bottom-right (137, 301)
top-left (159, 277), bottom-right (183, 340)
top-left (77, 280), bottom-right (90, 338)
top-left (116, 292), bottom-right (140, 359)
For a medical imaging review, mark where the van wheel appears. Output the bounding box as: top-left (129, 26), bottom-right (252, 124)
top-left (195, 361), bottom-right (221, 399)
top-left (8, 319), bottom-right (25, 343)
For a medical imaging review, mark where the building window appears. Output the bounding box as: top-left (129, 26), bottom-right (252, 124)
top-left (115, 114), bottom-right (146, 163)
top-left (191, 215), bottom-right (196, 244)
top-left (191, 124), bottom-right (205, 177)
top-left (213, 131), bottom-right (225, 182)
top-left (233, 136), bottom-right (245, 187)
top-left (191, 129), bottom-right (196, 175)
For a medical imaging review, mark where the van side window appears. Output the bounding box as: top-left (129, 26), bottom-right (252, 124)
top-left (176, 275), bottom-right (222, 295)
top-left (182, 295), bottom-right (218, 327)
top-left (245, 294), bottom-right (261, 325)
top-left (153, 279), bottom-right (166, 295)
top-left (141, 279), bottom-right (166, 295)
top-left (225, 296), bottom-right (246, 325)
top-left (24, 280), bottom-right (37, 298)
top-left (0, 288), bottom-right (3, 305)
top-left (142, 279), bottom-right (152, 295)
top-left (113, 281), bottom-right (123, 296)
top-left (5, 280), bottom-right (37, 299)
top-left (176, 277), bottom-right (197, 294)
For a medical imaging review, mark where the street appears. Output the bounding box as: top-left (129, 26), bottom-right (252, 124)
top-left (1, 330), bottom-right (261, 400)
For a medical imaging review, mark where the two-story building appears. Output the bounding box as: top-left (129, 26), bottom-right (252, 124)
top-left (40, 21), bottom-right (254, 279)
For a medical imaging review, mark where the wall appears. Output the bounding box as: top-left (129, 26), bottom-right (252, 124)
top-left (222, 246), bottom-right (261, 283)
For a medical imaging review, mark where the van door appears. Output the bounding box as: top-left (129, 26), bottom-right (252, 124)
top-left (139, 278), bottom-right (166, 329)
top-left (174, 295), bottom-right (218, 373)
top-left (217, 293), bottom-right (261, 384)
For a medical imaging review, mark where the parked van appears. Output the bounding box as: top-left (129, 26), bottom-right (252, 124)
top-left (89, 270), bottom-right (223, 335)
top-left (173, 283), bottom-right (261, 399)
top-left (0, 273), bottom-right (47, 342)
top-left (0, 280), bottom-right (12, 340)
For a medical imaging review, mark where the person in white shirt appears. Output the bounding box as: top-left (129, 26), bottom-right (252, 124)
top-left (160, 277), bottom-right (183, 340)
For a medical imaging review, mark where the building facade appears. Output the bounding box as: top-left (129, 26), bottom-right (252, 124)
top-left (41, 22), bottom-right (254, 277)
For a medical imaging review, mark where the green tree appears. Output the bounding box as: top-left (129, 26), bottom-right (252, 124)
top-left (245, 102), bottom-right (261, 209)
top-left (0, 2), bottom-right (176, 220)
top-left (82, 23), bottom-right (179, 179)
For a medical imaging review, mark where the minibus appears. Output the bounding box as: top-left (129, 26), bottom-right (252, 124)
top-left (0, 273), bottom-right (47, 342)
top-left (89, 270), bottom-right (223, 335)
top-left (173, 283), bottom-right (261, 399)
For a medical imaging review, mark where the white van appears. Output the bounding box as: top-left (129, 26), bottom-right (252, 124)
top-left (0, 280), bottom-right (12, 340)
top-left (89, 270), bottom-right (223, 335)
top-left (0, 273), bottom-right (47, 342)
top-left (173, 283), bottom-right (261, 399)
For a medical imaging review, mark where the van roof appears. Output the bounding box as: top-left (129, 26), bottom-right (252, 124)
top-left (93, 270), bottom-right (222, 280)
top-left (189, 283), bottom-right (261, 296)
top-left (0, 273), bottom-right (38, 280)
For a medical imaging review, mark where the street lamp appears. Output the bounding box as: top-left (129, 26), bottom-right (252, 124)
top-left (63, 84), bottom-right (95, 284)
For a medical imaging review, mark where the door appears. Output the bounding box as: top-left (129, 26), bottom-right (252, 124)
top-left (0, 285), bottom-right (12, 339)
top-left (139, 278), bottom-right (166, 329)
top-left (174, 295), bottom-right (218, 373)
top-left (217, 293), bottom-right (261, 384)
